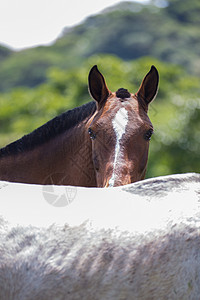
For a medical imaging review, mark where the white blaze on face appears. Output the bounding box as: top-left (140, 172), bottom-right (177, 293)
top-left (108, 107), bottom-right (129, 187)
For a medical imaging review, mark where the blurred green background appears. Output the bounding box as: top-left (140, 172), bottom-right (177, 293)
top-left (0, 0), bottom-right (199, 178)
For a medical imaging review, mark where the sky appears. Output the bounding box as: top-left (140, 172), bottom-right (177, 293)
top-left (0, 0), bottom-right (149, 50)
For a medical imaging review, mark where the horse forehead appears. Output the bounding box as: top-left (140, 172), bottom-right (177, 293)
top-left (97, 100), bottom-right (144, 129)
top-left (109, 102), bottom-right (142, 125)
top-left (105, 99), bottom-right (138, 117)
top-left (112, 107), bottom-right (129, 136)
top-left (110, 105), bottom-right (151, 137)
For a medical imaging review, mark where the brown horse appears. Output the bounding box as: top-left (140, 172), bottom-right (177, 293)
top-left (0, 65), bottom-right (159, 187)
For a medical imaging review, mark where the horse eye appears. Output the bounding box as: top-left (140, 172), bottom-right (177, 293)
top-left (144, 129), bottom-right (153, 141)
top-left (88, 128), bottom-right (96, 140)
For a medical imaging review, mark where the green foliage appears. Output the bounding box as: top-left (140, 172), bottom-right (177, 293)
top-left (164, 0), bottom-right (200, 24)
top-left (0, 48), bottom-right (57, 91)
top-left (1, 0), bottom-right (200, 91)
top-left (0, 55), bottom-right (199, 178)
top-left (147, 94), bottom-right (200, 177)
top-left (0, 45), bottom-right (12, 62)
top-left (0, 85), bottom-right (70, 147)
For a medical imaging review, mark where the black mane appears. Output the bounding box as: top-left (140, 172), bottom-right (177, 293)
top-left (0, 101), bottom-right (97, 157)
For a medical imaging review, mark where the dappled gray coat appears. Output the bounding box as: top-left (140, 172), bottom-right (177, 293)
top-left (0, 173), bottom-right (200, 300)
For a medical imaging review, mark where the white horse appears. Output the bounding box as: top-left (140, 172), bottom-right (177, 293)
top-left (0, 173), bottom-right (199, 299)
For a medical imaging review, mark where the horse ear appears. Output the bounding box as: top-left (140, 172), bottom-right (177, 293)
top-left (88, 65), bottom-right (110, 107)
top-left (136, 66), bottom-right (159, 110)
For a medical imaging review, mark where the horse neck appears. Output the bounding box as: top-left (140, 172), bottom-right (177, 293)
top-left (59, 124), bottom-right (97, 186)
top-left (0, 123), bottom-right (96, 186)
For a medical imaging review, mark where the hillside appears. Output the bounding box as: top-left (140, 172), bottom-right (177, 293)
top-left (0, 0), bottom-right (200, 91)
top-left (0, 45), bottom-right (12, 62)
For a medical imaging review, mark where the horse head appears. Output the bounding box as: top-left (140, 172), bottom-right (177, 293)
top-left (87, 65), bottom-right (159, 187)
